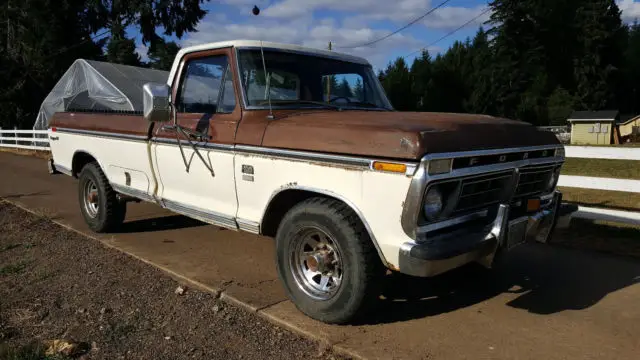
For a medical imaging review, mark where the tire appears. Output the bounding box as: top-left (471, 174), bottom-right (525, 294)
top-left (77, 162), bottom-right (126, 233)
top-left (275, 197), bottom-right (384, 324)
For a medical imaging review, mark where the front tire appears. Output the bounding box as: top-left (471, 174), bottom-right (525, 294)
top-left (78, 162), bottom-right (126, 233)
top-left (275, 197), bottom-right (384, 324)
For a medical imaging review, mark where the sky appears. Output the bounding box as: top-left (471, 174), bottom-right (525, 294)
top-left (133, 0), bottom-right (640, 71)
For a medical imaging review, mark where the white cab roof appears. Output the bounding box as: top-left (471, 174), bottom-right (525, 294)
top-left (167, 40), bottom-right (370, 85)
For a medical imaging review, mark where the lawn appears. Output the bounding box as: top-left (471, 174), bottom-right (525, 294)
top-left (561, 157), bottom-right (640, 180)
top-left (559, 187), bottom-right (640, 211)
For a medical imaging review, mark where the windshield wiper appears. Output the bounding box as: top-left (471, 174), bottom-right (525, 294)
top-left (269, 100), bottom-right (343, 110)
top-left (345, 101), bottom-right (392, 111)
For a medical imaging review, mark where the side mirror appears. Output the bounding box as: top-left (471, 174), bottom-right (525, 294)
top-left (143, 82), bottom-right (172, 123)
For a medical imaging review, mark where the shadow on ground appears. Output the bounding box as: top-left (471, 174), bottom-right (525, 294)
top-left (363, 242), bottom-right (640, 325)
top-left (117, 215), bottom-right (206, 233)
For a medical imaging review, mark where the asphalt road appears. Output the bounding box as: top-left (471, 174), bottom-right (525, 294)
top-left (1, 151), bottom-right (639, 360)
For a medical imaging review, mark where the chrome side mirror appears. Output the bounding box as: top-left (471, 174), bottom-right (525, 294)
top-left (143, 82), bottom-right (172, 123)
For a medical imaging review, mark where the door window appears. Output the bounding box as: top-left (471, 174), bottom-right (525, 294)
top-left (178, 55), bottom-right (236, 113)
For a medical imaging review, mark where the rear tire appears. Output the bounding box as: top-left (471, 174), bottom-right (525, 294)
top-left (78, 162), bottom-right (126, 233)
top-left (275, 197), bottom-right (384, 324)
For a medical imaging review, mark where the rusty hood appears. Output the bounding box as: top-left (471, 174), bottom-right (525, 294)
top-left (261, 110), bottom-right (560, 161)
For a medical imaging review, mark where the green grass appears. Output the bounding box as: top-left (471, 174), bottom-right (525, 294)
top-left (561, 157), bottom-right (640, 180)
top-left (1, 244), bottom-right (22, 252)
top-left (559, 187), bottom-right (640, 211)
top-left (0, 261), bottom-right (28, 275)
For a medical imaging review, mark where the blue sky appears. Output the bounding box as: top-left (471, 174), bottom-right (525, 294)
top-left (132, 0), bottom-right (640, 71)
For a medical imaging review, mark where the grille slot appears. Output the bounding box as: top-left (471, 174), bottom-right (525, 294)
top-left (515, 166), bottom-right (556, 197)
top-left (454, 172), bottom-right (512, 213)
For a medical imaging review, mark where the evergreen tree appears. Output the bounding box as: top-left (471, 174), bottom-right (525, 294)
top-left (0, 0), bottom-right (104, 129)
top-left (338, 78), bottom-right (353, 98)
top-left (573, 0), bottom-right (625, 110)
top-left (380, 58), bottom-right (414, 110)
top-left (487, 0), bottom-right (548, 123)
top-left (410, 50), bottom-right (432, 110)
top-left (147, 38), bottom-right (181, 70)
top-left (106, 24), bottom-right (141, 66)
top-left (353, 78), bottom-right (364, 100)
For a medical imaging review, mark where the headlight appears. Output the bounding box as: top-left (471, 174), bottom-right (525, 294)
top-left (546, 169), bottom-right (559, 192)
top-left (423, 187), bottom-right (443, 221)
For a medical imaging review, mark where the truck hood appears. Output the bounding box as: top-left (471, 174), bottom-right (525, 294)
top-left (261, 110), bottom-right (560, 160)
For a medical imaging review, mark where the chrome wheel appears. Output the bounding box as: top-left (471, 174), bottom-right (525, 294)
top-left (290, 227), bottom-right (344, 300)
top-left (83, 179), bottom-right (99, 218)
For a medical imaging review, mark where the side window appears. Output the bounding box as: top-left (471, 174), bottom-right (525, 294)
top-left (322, 73), bottom-right (365, 102)
top-left (178, 55), bottom-right (236, 113)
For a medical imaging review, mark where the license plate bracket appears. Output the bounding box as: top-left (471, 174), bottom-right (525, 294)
top-left (505, 218), bottom-right (528, 250)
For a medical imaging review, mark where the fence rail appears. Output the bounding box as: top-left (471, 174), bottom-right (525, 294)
top-left (0, 129), bottom-right (638, 225)
top-left (0, 128), bottom-right (50, 151)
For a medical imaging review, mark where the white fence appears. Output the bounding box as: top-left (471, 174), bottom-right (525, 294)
top-left (559, 145), bottom-right (640, 225)
top-left (0, 128), bottom-right (50, 151)
top-left (0, 129), bottom-right (638, 225)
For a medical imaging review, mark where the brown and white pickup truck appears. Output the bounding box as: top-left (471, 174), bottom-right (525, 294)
top-left (46, 40), bottom-right (574, 324)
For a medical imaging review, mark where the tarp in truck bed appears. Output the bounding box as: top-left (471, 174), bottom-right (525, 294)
top-left (33, 59), bottom-right (168, 130)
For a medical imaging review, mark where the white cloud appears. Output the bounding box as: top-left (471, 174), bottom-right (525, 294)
top-left (135, 43), bottom-right (149, 62)
top-left (619, 0), bottom-right (640, 22)
top-left (181, 12), bottom-right (423, 70)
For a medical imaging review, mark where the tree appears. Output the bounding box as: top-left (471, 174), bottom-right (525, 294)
top-left (147, 38), bottom-right (181, 70)
top-left (336, 78), bottom-right (353, 98)
top-left (487, 0), bottom-right (547, 121)
top-left (380, 58), bottom-right (414, 111)
top-left (573, 0), bottom-right (625, 110)
top-left (0, 0), bottom-right (104, 129)
top-left (353, 78), bottom-right (364, 100)
top-left (410, 50), bottom-right (432, 110)
top-left (547, 87), bottom-right (577, 125)
top-left (85, 0), bottom-right (208, 47)
top-left (106, 24), bottom-right (141, 66)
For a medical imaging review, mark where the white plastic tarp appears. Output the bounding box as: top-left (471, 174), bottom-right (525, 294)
top-left (34, 59), bottom-right (168, 130)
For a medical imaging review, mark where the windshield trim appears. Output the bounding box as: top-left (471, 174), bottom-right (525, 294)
top-left (233, 47), bottom-right (394, 112)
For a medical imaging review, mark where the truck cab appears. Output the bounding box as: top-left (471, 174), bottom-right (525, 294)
top-left (47, 40), bottom-right (572, 324)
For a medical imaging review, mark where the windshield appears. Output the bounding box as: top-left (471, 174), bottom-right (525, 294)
top-left (236, 48), bottom-right (393, 110)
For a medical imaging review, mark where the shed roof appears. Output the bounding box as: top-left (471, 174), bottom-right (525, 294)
top-left (567, 110), bottom-right (619, 122)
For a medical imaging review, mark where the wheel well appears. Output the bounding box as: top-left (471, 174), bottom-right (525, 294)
top-left (261, 189), bottom-right (322, 237)
top-left (72, 151), bottom-right (97, 177)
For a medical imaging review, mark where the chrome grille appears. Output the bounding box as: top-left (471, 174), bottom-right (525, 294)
top-left (454, 171), bottom-right (512, 213)
top-left (515, 166), bottom-right (556, 197)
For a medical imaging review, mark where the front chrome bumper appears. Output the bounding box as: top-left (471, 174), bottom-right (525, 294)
top-left (398, 191), bottom-right (573, 277)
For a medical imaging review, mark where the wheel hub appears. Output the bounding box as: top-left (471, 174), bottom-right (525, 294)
top-left (290, 227), bottom-right (344, 300)
top-left (306, 249), bottom-right (335, 273)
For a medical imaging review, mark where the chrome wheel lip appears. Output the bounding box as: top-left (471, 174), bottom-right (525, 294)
top-left (289, 226), bottom-right (344, 301)
top-left (83, 179), bottom-right (99, 218)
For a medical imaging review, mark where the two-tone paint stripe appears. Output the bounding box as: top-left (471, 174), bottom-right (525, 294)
top-left (53, 127), bottom-right (417, 173)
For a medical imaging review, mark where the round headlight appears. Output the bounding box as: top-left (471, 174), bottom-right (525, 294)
top-left (423, 187), bottom-right (443, 221)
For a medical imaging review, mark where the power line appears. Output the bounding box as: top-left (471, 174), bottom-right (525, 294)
top-left (43, 29), bottom-right (112, 61)
top-left (335, 0), bottom-right (453, 49)
top-left (403, 7), bottom-right (491, 59)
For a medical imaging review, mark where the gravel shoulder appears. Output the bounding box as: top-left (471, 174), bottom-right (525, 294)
top-left (0, 202), bottom-right (345, 360)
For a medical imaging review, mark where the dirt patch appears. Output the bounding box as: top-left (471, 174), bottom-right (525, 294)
top-left (0, 202), bottom-right (347, 360)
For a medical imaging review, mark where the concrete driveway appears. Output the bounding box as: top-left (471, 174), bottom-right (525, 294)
top-left (1, 151), bottom-right (639, 360)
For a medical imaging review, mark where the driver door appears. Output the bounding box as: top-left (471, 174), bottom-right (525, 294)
top-left (152, 49), bottom-right (241, 228)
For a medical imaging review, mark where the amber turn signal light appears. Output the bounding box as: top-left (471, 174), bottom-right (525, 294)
top-left (526, 198), bottom-right (541, 212)
top-left (372, 162), bottom-right (407, 174)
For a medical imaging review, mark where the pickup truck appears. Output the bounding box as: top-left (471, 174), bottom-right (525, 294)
top-left (47, 40), bottom-right (573, 324)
